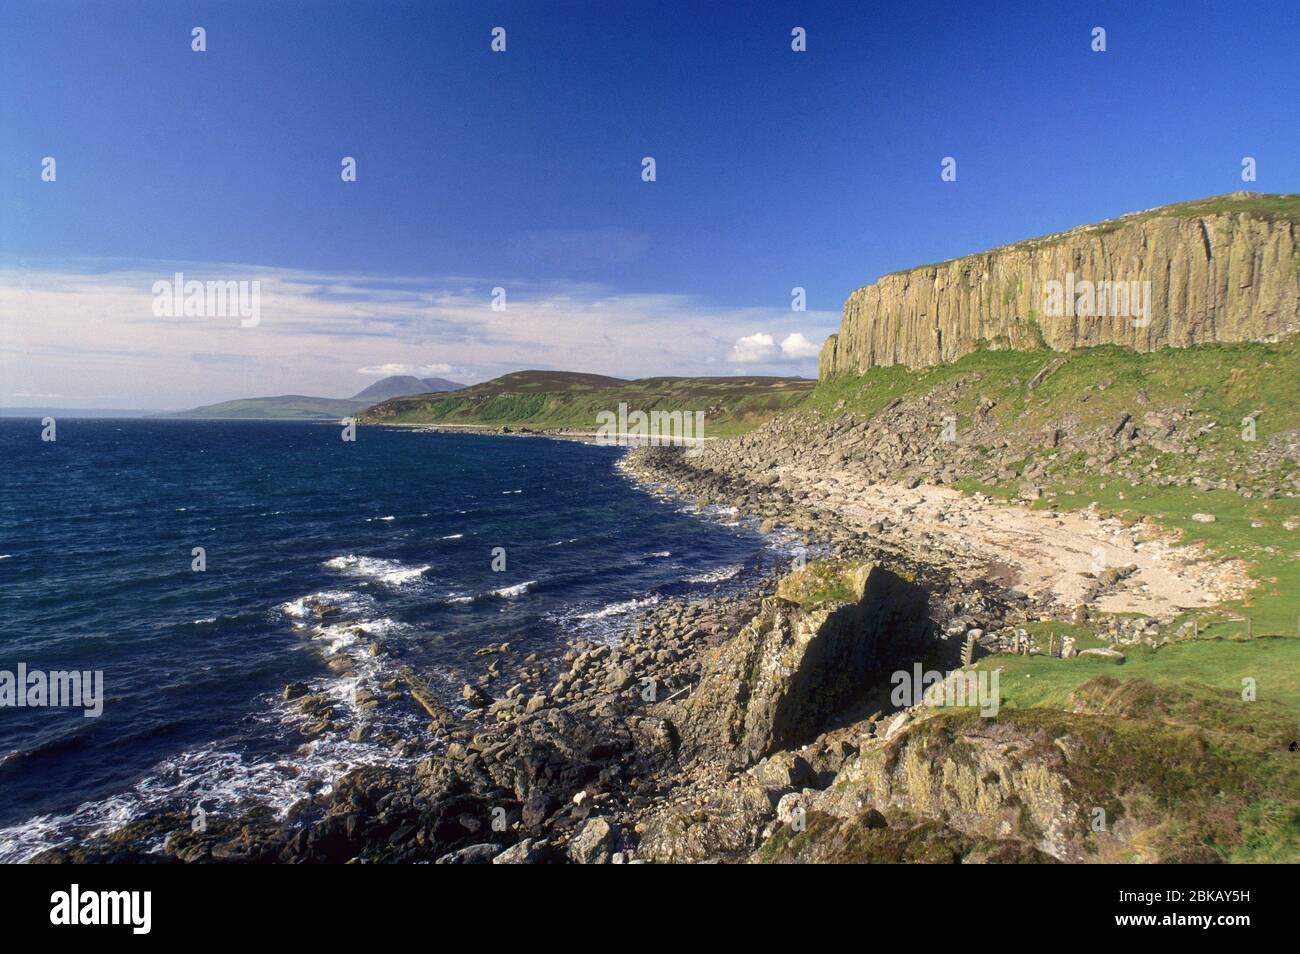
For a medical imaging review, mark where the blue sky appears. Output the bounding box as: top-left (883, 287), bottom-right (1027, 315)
top-left (1, 0), bottom-right (1297, 407)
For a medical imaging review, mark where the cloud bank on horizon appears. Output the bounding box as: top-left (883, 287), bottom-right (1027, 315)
top-left (0, 262), bottom-right (836, 409)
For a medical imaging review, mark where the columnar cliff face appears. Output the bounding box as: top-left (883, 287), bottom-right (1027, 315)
top-left (819, 194), bottom-right (1300, 377)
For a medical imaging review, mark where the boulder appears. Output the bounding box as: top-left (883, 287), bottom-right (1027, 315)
top-left (567, 817), bottom-right (618, 864)
top-left (672, 561), bottom-right (931, 767)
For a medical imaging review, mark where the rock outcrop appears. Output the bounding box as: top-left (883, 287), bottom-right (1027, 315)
top-left (820, 193), bottom-right (1300, 376)
top-left (673, 561), bottom-right (931, 768)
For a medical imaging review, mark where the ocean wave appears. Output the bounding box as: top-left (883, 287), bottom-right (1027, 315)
top-left (684, 564), bottom-right (743, 584)
top-left (0, 721), bottom-right (420, 864)
top-left (323, 555), bottom-right (429, 586)
top-left (441, 580), bottom-right (538, 605)
top-left (0, 601), bottom-right (425, 863)
top-left (577, 593), bottom-right (661, 620)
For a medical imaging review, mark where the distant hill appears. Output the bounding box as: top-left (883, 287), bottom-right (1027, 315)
top-left (168, 395), bottom-right (369, 420)
top-left (350, 375), bottom-right (464, 401)
top-left (358, 370), bottom-right (815, 436)
top-left (170, 374), bottom-right (465, 420)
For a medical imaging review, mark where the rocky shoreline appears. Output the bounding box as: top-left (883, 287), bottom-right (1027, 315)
top-left (33, 425), bottom-right (1262, 864)
top-left (32, 437), bottom-right (1063, 865)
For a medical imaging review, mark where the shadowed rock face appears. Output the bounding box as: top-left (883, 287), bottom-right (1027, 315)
top-left (820, 195), bottom-right (1300, 376)
top-left (673, 562), bottom-right (931, 768)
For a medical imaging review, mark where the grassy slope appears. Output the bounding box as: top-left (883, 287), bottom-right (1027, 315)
top-left (359, 370), bottom-right (815, 437)
top-left (965, 645), bottom-right (1300, 862)
top-left (807, 338), bottom-right (1300, 860)
top-left (810, 338), bottom-right (1300, 638)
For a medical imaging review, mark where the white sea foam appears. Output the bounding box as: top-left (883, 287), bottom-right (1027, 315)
top-left (685, 564), bottom-right (743, 584)
top-left (493, 580), bottom-right (536, 597)
top-left (323, 555), bottom-right (429, 586)
top-left (0, 705), bottom-right (421, 864)
top-left (442, 580), bottom-right (537, 604)
top-left (277, 589), bottom-right (365, 619)
top-left (577, 594), bottom-right (661, 620)
top-left (0, 589), bottom-right (424, 865)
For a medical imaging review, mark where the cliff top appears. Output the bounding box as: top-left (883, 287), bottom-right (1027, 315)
top-left (889, 191), bottom-right (1300, 279)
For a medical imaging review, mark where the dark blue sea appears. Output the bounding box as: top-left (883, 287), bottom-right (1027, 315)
top-left (0, 419), bottom-right (783, 861)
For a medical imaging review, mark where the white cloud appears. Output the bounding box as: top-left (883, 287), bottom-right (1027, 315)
top-left (357, 363), bottom-right (454, 377)
top-left (780, 332), bottom-right (821, 359)
top-left (728, 330), bottom-right (825, 364)
top-left (729, 332), bottom-right (777, 363)
top-left (0, 260), bottom-right (839, 408)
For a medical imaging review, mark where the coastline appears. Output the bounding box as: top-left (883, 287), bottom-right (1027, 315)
top-left (30, 436), bottom-right (1014, 864)
top-left (370, 421), bottom-right (715, 446)
top-left (27, 433), bottom-right (1270, 863)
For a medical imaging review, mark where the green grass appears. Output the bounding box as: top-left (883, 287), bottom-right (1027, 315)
top-left (960, 643), bottom-right (1300, 861)
top-left (814, 337), bottom-right (1300, 446)
top-left (973, 635), bottom-right (1300, 713)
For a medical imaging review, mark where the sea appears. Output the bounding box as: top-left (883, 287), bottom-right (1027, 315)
top-left (0, 419), bottom-right (789, 862)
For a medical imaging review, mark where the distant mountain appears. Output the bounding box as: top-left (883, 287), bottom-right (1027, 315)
top-left (168, 395), bottom-right (368, 420)
top-left (170, 374), bottom-right (465, 420)
top-left (350, 375), bottom-right (464, 401)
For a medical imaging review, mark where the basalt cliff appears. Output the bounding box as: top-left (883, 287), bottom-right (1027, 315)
top-left (819, 193), bottom-right (1300, 376)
